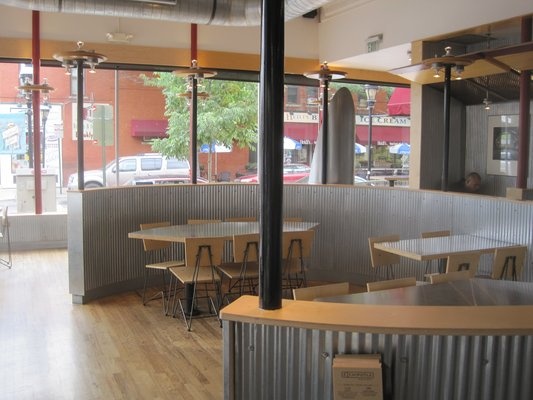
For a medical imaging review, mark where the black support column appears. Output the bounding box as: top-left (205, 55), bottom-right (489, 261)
top-left (259, 0), bottom-right (284, 310)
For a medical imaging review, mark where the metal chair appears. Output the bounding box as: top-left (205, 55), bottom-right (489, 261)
top-left (368, 235), bottom-right (401, 280)
top-left (169, 237), bottom-right (224, 331)
top-left (187, 219), bottom-right (222, 224)
top-left (0, 206), bottom-right (12, 269)
top-left (366, 276), bottom-right (416, 292)
top-left (429, 270), bottom-right (471, 284)
top-left (224, 217), bottom-right (257, 222)
top-left (281, 229), bottom-right (315, 294)
top-left (139, 222), bottom-right (184, 314)
top-left (421, 230), bottom-right (451, 274)
top-left (445, 251), bottom-right (481, 277)
top-left (292, 282), bottom-right (350, 301)
top-left (491, 245), bottom-right (527, 281)
top-left (217, 233), bottom-right (260, 304)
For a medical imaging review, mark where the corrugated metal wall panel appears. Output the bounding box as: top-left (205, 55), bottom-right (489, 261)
top-left (70, 183), bottom-right (533, 300)
top-left (225, 321), bottom-right (533, 400)
top-left (2, 213), bottom-right (67, 250)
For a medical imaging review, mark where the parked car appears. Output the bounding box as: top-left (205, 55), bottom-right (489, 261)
top-left (294, 175), bottom-right (376, 185)
top-left (67, 153), bottom-right (191, 189)
top-left (128, 176), bottom-right (208, 185)
top-left (235, 164), bottom-right (311, 183)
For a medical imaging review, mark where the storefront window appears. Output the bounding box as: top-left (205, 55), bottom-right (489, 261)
top-left (0, 61), bottom-right (411, 215)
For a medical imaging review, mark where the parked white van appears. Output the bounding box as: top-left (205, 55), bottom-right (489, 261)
top-left (67, 153), bottom-right (191, 189)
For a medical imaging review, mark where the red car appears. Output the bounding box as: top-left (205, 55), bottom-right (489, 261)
top-left (235, 164), bottom-right (310, 183)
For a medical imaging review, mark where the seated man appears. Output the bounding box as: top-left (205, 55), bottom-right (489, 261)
top-left (449, 172), bottom-right (482, 193)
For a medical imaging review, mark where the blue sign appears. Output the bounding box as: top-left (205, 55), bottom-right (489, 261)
top-left (0, 113), bottom-right (26, 154)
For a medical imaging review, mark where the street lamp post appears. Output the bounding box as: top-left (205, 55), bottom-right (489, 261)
top-left (41, 105), bottom-right (50, 168)
top-left (364, 84), bottom-right (378, 181)
top-left (25, 95), bottom-right (34, 168)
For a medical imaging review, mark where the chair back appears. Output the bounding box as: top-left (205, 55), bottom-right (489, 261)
top-left (491, 245), bottom-right (527, 281)
top-left (185, 237), bottom-right (224, 269)
top-left (366, 276), bottom-right (416, 292)
top-left (284, 217), bottom-right (303, 222)
top-left (421, 230), bottom-right (451, 238)
top-left (140, 221), bottom-right (171, 252)
top-left (368, 235), bottom-right (401, 268)
top-left (187, 219), bottom-right (222, 225)
top-left (446, 252), bottom-right (481, 277)
top-left (293, 282), bottom-right (350, 301)
top-left (429, 270), bottom-right (471, 284)
top-left (233, 233), bottom-right (260, 263)
top-left (225, 217), bottom-right (256, 222)
top-left (282, 230), bottom-right (315, 259)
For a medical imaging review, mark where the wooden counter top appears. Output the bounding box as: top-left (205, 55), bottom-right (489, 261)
top-left (220, 295), bottom-right (533, 336)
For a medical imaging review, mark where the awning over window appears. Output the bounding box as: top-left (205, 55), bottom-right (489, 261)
top-left (131, 119), bottom-right (168, 137)
top-left (387, 87), bottom-right (411, 116)
top-left (284, 122), bottom-right (318, 144)
top-left (356, 125), bottom-right (410, 145)
top-left (285, 121), bottom-right (409, 145)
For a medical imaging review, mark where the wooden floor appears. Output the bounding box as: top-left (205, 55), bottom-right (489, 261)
top-left (0, 250), bottom-right (224, 400)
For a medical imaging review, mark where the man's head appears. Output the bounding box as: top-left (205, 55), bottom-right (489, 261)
top-left (465, 172), bottom-right (481, 193)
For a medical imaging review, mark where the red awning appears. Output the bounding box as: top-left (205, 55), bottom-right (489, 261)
top-left (387, 87), bottom-right (411, 116)
top-left (284, 122), bottom-right (319, 144)
top-left (131, 119), bottom-right (168, 137)
top-left (356, 125), bottom-right (410, 145)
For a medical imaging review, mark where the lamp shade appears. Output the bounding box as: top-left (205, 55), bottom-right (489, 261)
top-left (364, 84), bottom-right (378, 104)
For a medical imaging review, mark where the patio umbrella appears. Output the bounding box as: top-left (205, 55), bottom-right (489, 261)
top-left (284, 137), bottom-right (302, 150)
top-left (355, 142), bottom-right (367, 154)
top-left (389, 142), bottom-right (410, 155)
top-left (200, 142), bottom-right (232, 153)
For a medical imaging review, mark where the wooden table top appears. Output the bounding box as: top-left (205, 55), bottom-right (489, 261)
top-left (128, 221), bottom-right (319, 243)
top-left (316, 278), bottom-right (533, 306)
top-left (374, 234), bottom-right (517, 261)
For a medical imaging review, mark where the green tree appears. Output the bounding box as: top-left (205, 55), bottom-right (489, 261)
top-left (140, 72), bottom-right (258, 160)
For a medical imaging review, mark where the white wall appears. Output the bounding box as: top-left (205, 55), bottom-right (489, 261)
top-left (0, 5), bottom-right (319, 60)
top-left (318, 0), bottom-right (533, 68)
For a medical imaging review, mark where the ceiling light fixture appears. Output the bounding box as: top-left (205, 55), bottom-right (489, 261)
top-left (175, 60), bottom-right (216, 104)
top-left (53, 41), bottom-right (107, 74)
top-left (426, 47), bottom-right (471, 81)
top-left (483, 76), bottom-right (491, 110)
top-left (18, 77), bottom-right (55, 103)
